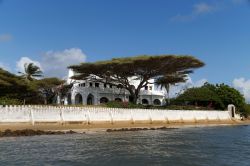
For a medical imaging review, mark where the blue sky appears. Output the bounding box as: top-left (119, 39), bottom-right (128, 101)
top-left (1, 0), bottom-right (250, 100)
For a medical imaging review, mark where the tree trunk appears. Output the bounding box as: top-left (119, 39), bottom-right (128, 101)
top-left (44, 98), bottom-right (47, 105)
top-left (127, 89), bottom-right (138, 104)
top-left (165, 84), bottom-right (170, 105)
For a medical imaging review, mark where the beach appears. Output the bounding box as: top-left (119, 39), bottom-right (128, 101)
top-left (1, 120), bottom-right (249, 133)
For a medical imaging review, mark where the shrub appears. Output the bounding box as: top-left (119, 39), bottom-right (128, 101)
top-left (175, 86), bottom-right (224, 109)
top-left (106, 101), bottom-right (145, 109)
top-left (0, 97), bottom-right (22, 105)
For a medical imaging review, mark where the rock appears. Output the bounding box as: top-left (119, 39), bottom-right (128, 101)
top-left (106, 129), bottom-right (113, 132)
top-left (66, 130), bottom-right (77, 134)
top-left (0, 129), bottom-right (77, 137)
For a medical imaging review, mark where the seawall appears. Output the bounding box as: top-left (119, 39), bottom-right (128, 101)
top-left (0, 105), bottom-right (240, 131)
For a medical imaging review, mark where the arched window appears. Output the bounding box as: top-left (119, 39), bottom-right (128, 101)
top-left (75, 94), bottom-right (83, 104)
top-left (100, 97), bottom-right (109, 104)
top-left (153, 99), bottom-right (161, 106)
top-left (117, 84), bottom-right (123, 89)
top-left (115, 98), bottom-right (122, 102)
top-left (142, 99), bottom-right (149, 105)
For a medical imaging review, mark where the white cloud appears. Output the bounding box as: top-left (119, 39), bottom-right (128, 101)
top-left (233, 78), bottom-right (250, 102)
top-left (0, 34), bottom-right (12, 42)
top-left (171, 2), bottom-right (218, 22)
top-left (194, 3), bottom-right (217, 14)
top-left (16, 57), bottom-right (42, 73)
top-left (16, 48), bottom-right (86, 78)
top-left (40, 48), bottom-right (86, 78)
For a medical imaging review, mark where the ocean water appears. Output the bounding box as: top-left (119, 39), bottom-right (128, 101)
top-left (0, 125), bottom-right (250, 166)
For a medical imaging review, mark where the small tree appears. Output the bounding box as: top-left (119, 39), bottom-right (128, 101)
top-left (155, 71), bottom-right (189, 105)
top-left (18, 63), bottom-right (43, 81)
top-left (31, 78), bottom-right (65, 104)
top-left (69, 55), bottom-right (204, 104)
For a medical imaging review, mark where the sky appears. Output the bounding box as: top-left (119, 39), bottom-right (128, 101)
top-left (0, 0), bottom-right (250, 100)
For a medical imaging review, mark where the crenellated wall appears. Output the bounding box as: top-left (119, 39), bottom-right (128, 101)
top-left (0, 105), bottom-right (239, 125)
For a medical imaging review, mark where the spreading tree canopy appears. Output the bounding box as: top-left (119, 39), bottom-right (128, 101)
top-left (69, 55), bottom-right (204, 103)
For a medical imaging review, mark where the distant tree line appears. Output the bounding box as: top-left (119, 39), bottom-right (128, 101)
top-left (173, 83), bottom-right (250, 116)
top-left (0, 63), bottom-right (66, 105)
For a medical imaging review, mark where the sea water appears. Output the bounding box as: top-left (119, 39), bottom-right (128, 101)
top-left (0, 125), bottom-right (250, 166)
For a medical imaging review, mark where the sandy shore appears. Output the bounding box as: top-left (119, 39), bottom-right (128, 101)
top-left (0, 120), bottom-right (249, 133)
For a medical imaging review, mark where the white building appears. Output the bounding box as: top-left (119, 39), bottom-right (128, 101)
top-left (61, 70), bottom-right (165, 106)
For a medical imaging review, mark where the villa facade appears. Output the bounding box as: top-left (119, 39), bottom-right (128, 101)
top-left (60, 70), bottom-right (165, 106)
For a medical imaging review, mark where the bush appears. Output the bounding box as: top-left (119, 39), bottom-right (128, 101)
top-left (106, 101), bottom-right (145, 109)
top-left (175, 86), bottom-right (224, 109)
top-left (0, 97), bottom-right (22, 105)
top-left (239, 104), bottom-right (250, 117)
top-left (164, 105), bottom-right (213, 110)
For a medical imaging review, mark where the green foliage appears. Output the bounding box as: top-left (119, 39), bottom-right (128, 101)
top-left (175, 82), bottom-right (248, 115)
top-left (105, 101), bottom-right (212, 110)
top-left (204, 83), bottom-right (245, 110)
top-left (0, 68), bottom-right (64, 105)
top-left (106, 101), bottom-right (145, 109)
top-left (18, 63), bottom-right (43, 81)
top-left (0, 68), bottom-right (34, 100)
top-left (175, 86), bottom-right (225, 109)
top-left (164, 105), bottom-right (213, 110)
top-left (241, 104), bottom-right (250, 117)
top-left (0, 97), bottom-right (22, 105)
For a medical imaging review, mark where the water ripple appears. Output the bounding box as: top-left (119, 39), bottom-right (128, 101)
top-left (0, 126), bottom-right (250, 166)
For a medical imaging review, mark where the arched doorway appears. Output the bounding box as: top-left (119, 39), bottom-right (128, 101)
top-left (142, 99), bottom-right (149, 105)
top-left (231, 107), bottom-right (235, 118)
top-left (100, 97), bottom-right (109, 104)
top-left (153, 99), bottom-right (161, 106)
top-left (87, 94), bottom-right (94, 105)
top-left (115, 98), bottom-right (122, 102)
top-left (75, 93), bottom-right (83, 104)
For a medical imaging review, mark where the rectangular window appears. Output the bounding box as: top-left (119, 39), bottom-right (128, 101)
top-left (110, 85), bottom-right (112, 88)
top-left (83, 83), bottom-right (85, 87)
top-left (104, 83), bottom-right (107, 88)
top-left (89, 83), bottom-right (93, 87)
top-left (95, 83), bottom-right (99, 87)
top-left (145, 86), bottom-right (148, 90)
top-left (149, 86), bottom-right (152, 90)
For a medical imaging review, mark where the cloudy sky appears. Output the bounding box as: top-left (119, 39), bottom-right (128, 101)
top-left (0, 0), bottom-right (250, 100)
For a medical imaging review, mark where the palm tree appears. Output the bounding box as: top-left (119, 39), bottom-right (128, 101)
top-left (156, 71), bottom-right (189, 105)
top-left (18, 63), bottom-right (43, 81)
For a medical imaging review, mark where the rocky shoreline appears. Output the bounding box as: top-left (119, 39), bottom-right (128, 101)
top-left (0, 129), bottom-right (77, 137)
top-left (0, 127), bottom-right (178, 137)
top-left (106, 126), bottom-right (177, 132)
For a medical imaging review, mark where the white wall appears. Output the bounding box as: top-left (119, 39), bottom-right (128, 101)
top-left (0, 105), bottom-right (238, 125)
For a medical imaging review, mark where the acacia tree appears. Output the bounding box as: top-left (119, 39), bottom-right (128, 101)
top-left (69, 55), bottom-right (204, 104)
top-left (31, 78), bottom-right (65, 104)
top-left (155, 71), bottom-right (189, 105)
